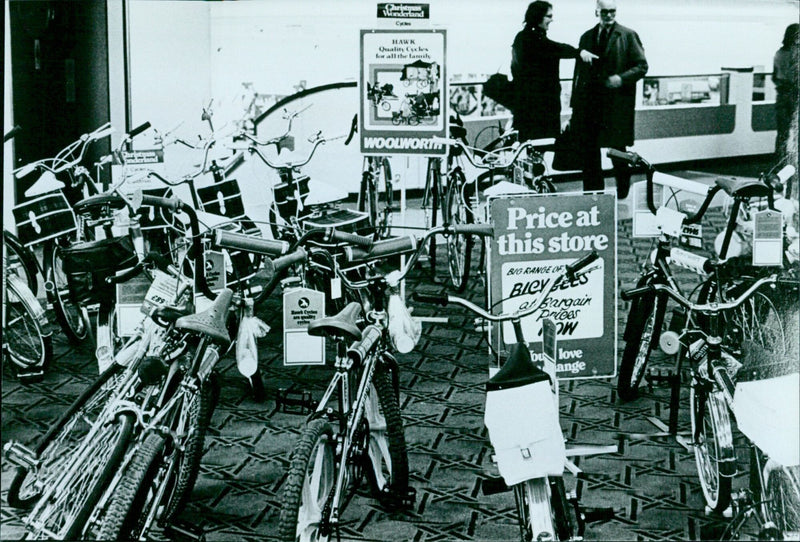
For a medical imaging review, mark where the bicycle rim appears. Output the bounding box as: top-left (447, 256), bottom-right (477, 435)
top-left (47, 242), bottom-right (90, 343)
top-left (618, 292), bottom-right (664, 401)
top-left (278, 418), bottom-right (336, 542)
top-left (4, 276), bottom-right (51, 369)
top-left (689, 386), bottom-right (733, 512)
top-left (519, 478), bottom-right (556, 541)
top-left (445, 176), bottom-right (473, 292)
top-left (764, 463), bottom-right (800, 537)
top-left (25, 413), bottom-right (134, 540)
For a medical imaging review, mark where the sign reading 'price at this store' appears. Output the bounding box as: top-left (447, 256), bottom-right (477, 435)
top-left (487, 191), bottom-right (618, 380)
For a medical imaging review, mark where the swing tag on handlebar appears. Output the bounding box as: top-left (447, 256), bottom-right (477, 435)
top-left (141, 269), bottom-right (180, 315)
top-left (283, 287), bottom-right (325, 366)
top-left (752, 210), bottom-right (783, 266)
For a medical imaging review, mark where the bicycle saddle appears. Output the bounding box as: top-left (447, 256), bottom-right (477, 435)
top-left (175, 289), bottom-right (233, 347)
top-left (151, 298), bottom-right (194, 327)
top-left (307, 302), bottom-right (363, 342)
top-left (73, 193), bottom-right (127, 214)
top-left (487, 344), bottom-right (550, 391)
top-left (715, 177), bottom-right (771, 199)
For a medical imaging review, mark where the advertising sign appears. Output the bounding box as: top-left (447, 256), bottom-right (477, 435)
top-left (488, 192), bottom-right (617, 380)
top-left (283, 287), bottom-right (326, 366)
top-left (112, 149), bottom-right (166, 192)
top-left (360, 29), bottom-right (446, 156)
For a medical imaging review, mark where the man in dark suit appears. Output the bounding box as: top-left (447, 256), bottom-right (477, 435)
top-left (570, 0), bottom-right (648, 198)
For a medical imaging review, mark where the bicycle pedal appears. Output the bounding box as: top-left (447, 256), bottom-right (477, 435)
top-left (645, 368), bottom-right (675, 384)
top-left (275, 388), bottom-right (317, 415)
top-left (4, 441), bottom-right (38, 470)
top-left (580, 507), bottom-right (616, 523)
top-left (481, 476), bottom-right (510, 496)
top-left (15, 367), bottom-right (45, 384)
top-left (163, 519), bottom-right (206, 542)
top-left (379, 485), bottom-right (416, 509)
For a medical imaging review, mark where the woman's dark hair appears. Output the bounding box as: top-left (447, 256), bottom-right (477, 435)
top-left (782, 23), bottom-right (799, 49)
top-left (524, 1), bottom-right (552, 31)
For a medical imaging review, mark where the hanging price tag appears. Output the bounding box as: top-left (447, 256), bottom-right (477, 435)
top-left (752, 210), bottom-right (783, 266)
top-left (204, 250), bottom-right (227, 292)
top-left (141, 269), bottom-right (180, 315)
top-left (283, 287), bottom-right (326, 366)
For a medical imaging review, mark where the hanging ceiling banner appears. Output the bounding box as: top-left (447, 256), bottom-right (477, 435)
top-left (360, 28), bottom-right (447, 156)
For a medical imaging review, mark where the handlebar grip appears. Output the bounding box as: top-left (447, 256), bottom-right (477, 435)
top-left (106, 263), bottom-right (144, 285)
top-left (451, 223), bottom-right (494, 237)
top-left (327, 229), bottom-right (374, 249)
top-left (620, 285), bottom-right (653, 301)
top-left (91, 126), bottom-right (116, 142)
top-left (141, 194), bottom-right (182, 211)
top-left (4, 125), bottom-right (21, 143)
top-left (606, 149), bottom-right (640, 164)
top-left (411, 292), bottom-right (449, 306)
top-left (127, 121), bottom-right (151, 139)
top-left (213, 230), bottom-right (290, 257)
top-left (565, 251), bottom-right (599, 277)
top-left (777, 164), bottom-right (796, 184)
top-left (431, 136), bottom-right (455, 145)
top-left (271, 247), bottom-right (308, 273)
top-left (347, 324), bottom-right (382, 365)
top-left (343, 235), bottom-right (417, 263)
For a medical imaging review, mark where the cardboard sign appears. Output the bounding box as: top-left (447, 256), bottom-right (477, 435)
top-left (116, 273), bottom-right (151, 338)
top-left (360, 29), bottom-right (447, 156)
top-left (141, 269), bottom-right (181, 315)
top-left (283, 287), bottom-right (326, 366)
top-left (204, 250), bottom-right (227, 293)
top-left (112, 149), bottom-right (166, 192)
top-left (631, 181), bottom-right (664, 237)
top-left (752, 210), bottom-right (783, 266)
top-left (488, 192), bottom-right (617, 380)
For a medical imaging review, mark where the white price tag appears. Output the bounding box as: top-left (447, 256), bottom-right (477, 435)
top-left (330, 277), bottom-right (342, 300)
top-left (283, 287), bottom-right (326, 366)
top-left (752, 210), bottom-right (783, 266)
top-left (656, 206), bottom-right (686, 238)
top-left (141, 270), bottom-right (180, 314)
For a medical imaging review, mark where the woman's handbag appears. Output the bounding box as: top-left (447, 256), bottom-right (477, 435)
top-left (483, 73), bottom-right (516, 112)
top-left (551, 123), bottom-right (582, 171)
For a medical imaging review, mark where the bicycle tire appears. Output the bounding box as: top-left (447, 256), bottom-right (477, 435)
top-left (518, 477), bottom-right (557, 541)
top-left (364, 361), bottom-right (410, 508)
top-left (161, 374), bottom-right (218, 524)
top-left (427, 162), bottom-right (440, 280)
top-left (618, 276), bottom-right (666, 401)
top-left (3, 230), bottom-right (40, 295)
top-left (689, 385), bottom-right (733, 513)
top-left (445, 170), bottom-right (474, 292)
top-left (764, 463), bottom-right (800, 537)
top-left (44, 241), bottom-right (90, 344)
top-left (4, 275), bottom-right (52, 372)
top-left (7, 363), bottom-right (125, 509)
top-left (24, 413), bottom-right (134, 540)
top-left (96, 432), bottom-right (167, 540)
top-left (277, 417), bottom-right (337, 542)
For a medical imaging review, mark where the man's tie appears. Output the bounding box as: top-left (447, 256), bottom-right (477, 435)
top-left (598, 27), bottom-right (609, 53)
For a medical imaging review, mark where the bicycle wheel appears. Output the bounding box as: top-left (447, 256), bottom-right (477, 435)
top-left (763, 463), bottom-right (800, 538)
top-left (363, 361), bottom-right (409, 508)
top-left (161, 374), bottom-right (218, 523)
top-left (516, 477), bottom-right (573, 541)
top-left (278, 418), bottom-right (337, 542)
top-left (24, 413), bottom-right (135, 540)
top-left (425, 162), bottom-right (441, 280)
top-left (618, 276), bottom-right (666, 401)
top-left (3, 230), bottom-right (40, 294)
top-left (445, 170), bottom-right (474, 292)
top-left (44, 241), bottom-right (90, 344)
top-left (7, 363), bottom-right (125, 509)
top-left (4, 275), bottom-right (52, 372)
top-left (689, 384), bottom-right (733, 513)
top-left (96, 433), bottom-right (167, 540)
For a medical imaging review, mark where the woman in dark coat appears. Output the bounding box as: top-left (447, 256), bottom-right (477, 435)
top-left (511, 1), bottom-right (597, 142)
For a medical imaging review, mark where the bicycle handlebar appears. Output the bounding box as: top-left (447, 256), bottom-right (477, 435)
top-left (413, 251), bottom-right (600, 322)
top-left (247, 135), bottom-right (330, 170)
top-left (432, 136), bottom-right (543, 170)
top-left (621, 274), bottom-right (779, 313)
top-left (3, 125), bottom-right (21, 143)
top-left (605, 149), bottom-right (720, 224)
top-left (213, 229), bottom-right (290, 257)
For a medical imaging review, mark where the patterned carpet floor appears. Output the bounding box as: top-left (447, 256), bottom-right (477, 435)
top-left (0, 201), bottom-right (787, 541)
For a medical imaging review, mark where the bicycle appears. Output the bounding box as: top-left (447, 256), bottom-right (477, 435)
top-left (276, 223), bottom-right (489, 542)
top-left (4, 193), bottom-right (224, 540)
top-left (3, 126), bottom-right (54, 379)
top-left (621, 274), bottom-right (797, 527)
top-left (425, 133), bottom-right (557, 291)
top-left (608, 149), bottom-right (793, 403)
top-left (414, 251), bottom-right (616, 541)
top-left (358, 155), bottom-right (396, 239)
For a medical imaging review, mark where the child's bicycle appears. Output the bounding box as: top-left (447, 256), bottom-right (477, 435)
top-left (414, 251), bottom-right (616, 541)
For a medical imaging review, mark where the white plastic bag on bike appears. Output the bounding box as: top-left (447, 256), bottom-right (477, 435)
top-left (485, 380), bottom-right (565, 485)
top-left (387, 293), bottom-right (421, 354)
top-left (236, 309), bottom-right (270, 378)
